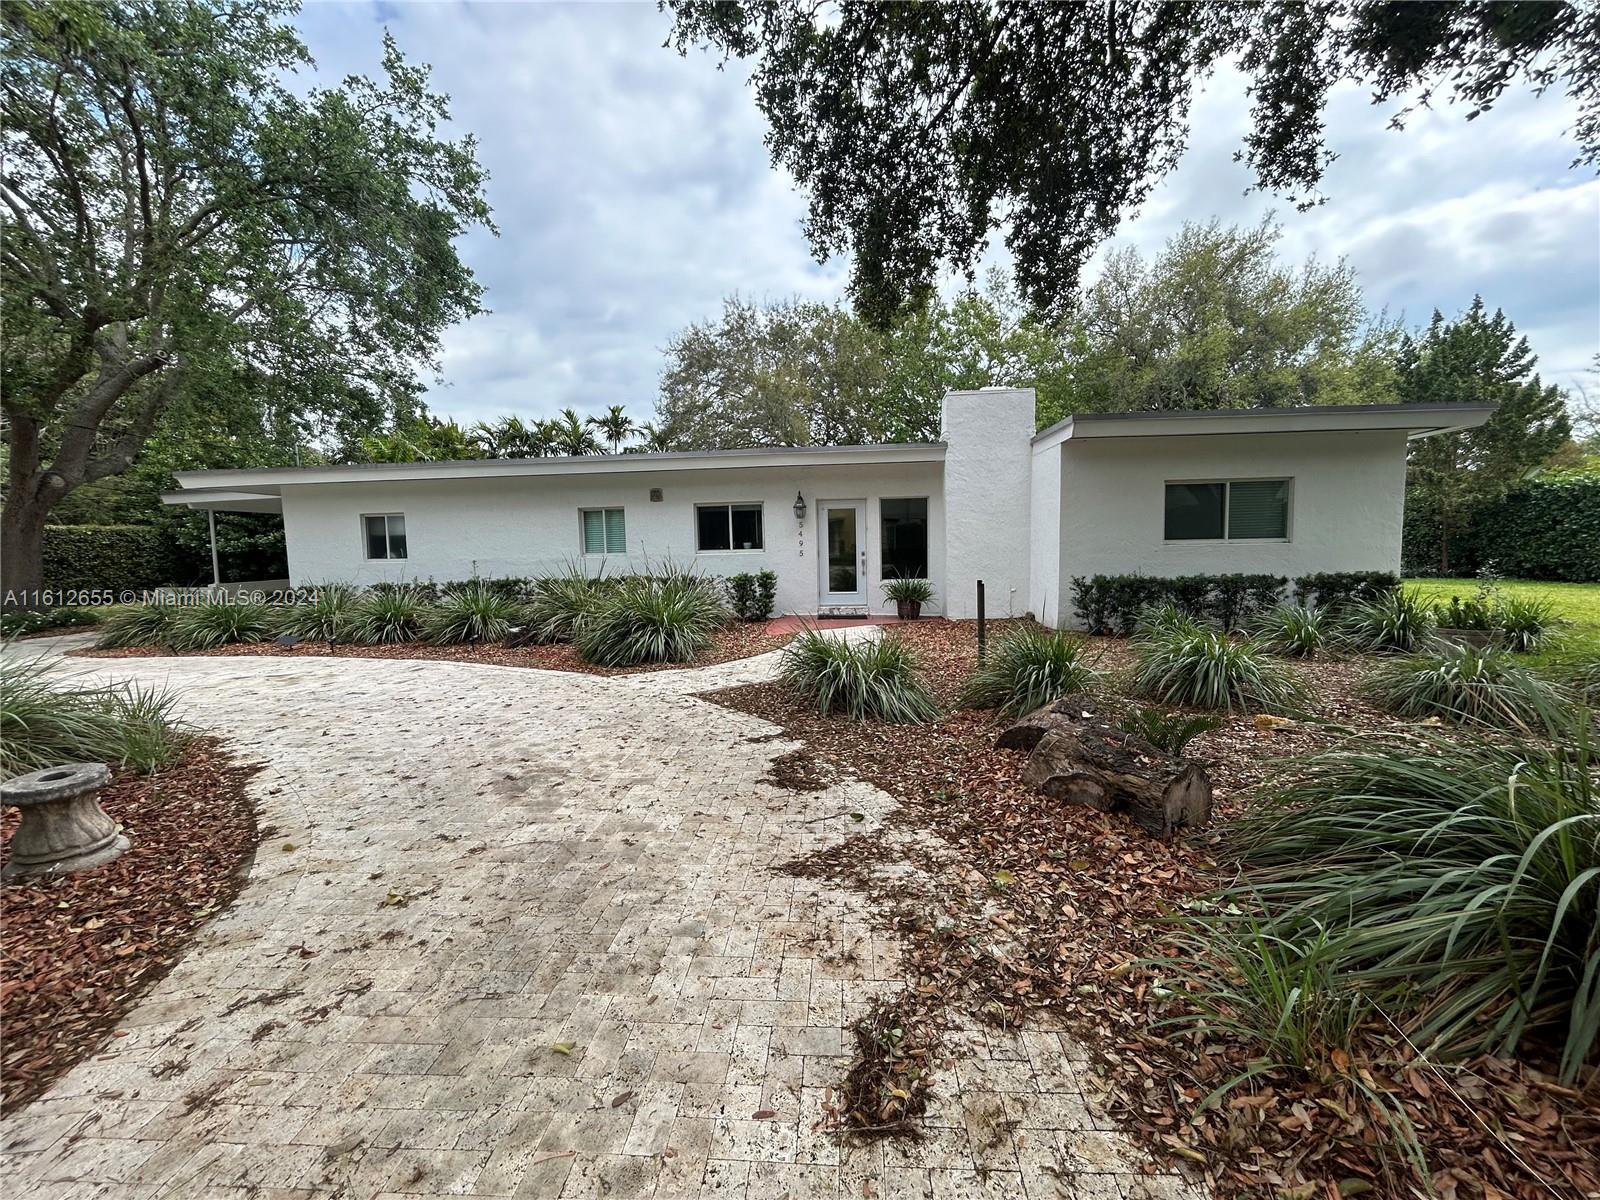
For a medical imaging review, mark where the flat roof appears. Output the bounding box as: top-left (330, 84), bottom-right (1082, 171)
top-left (1031, 401), bottom-right (1498, 447)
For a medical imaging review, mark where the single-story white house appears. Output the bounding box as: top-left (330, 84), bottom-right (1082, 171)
top-left (163, 389), bottom-right (1494, 627)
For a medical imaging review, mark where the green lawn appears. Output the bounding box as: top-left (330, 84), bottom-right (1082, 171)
top-left (1404, 577), bottom-right (1600, 631)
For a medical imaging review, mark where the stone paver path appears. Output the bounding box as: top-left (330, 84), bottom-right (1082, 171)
top-left (2, 641), bottom-right (1200, 1200)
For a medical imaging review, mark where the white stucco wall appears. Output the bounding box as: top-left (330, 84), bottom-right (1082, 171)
top-left (1028, 435), bottom-right (1065, 627)
top-left (279, 461), bottom-right (944, 618)
top-left (1054, 429), bottom-right (1410, 628)
top-left (942, 388), bottom-right (1034, 619)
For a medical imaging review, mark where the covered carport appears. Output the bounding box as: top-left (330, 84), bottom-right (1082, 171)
top-left (159, 485), bottom-right (286, 589)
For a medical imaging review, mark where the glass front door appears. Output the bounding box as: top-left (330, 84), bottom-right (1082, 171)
top-left (819, 501), bottom-right (867, 608)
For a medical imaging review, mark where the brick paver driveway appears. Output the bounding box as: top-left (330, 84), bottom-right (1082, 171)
top-left (3, 643), bottom-right (1197, 1199)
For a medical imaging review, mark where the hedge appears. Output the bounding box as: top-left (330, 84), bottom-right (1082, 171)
top-left (42, 525), bottom-right (182, 594)
top-left (1403, 470), bottom-right (1600, 581)
top-left (1069, 573), bottom-right (1289, 634)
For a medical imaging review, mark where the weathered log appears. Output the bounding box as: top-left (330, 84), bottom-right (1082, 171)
top-left (993, 696), bottom-right (1103, 752)
top-left (1019, 723), bottom-right (1212, 840)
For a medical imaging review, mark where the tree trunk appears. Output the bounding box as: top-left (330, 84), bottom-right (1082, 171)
top-left (1013, 720), bottom-right (1213, 840)
top-left (2, 495), bottom-right (51, 608)
top-left (1439, 510), bottom-right (1451, 575)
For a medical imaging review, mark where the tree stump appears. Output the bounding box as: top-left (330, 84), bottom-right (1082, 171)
top-left (2, 762), bottom-right (127, 880)
top-left (993, 696), bottom-right (1103, 752)
top-left (1008, 712), bottom-right (1212, 840)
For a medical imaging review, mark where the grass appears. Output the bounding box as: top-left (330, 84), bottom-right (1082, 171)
top-left (1132, 625), bottom-right (1307, 713)
top-left (0, 657), bottom-right (187, 776)
top-left (780, 630), bottom-right (942, 723)
top-left (955, 628), bottom-right (1101, 719)
top-left (1360, 643), bottom-right (1574, 734)
top-left (1406, 577), bottom-right (1600, 630)
top-left (574, 573), bottom-right (726, 666)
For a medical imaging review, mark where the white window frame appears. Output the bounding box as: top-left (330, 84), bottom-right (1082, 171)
top-left (361, 512), bottom-right (408, 560)
top-left (1162, 478), bottom-right (1293, 544)
top-left (579, 507), bottom-right (627, 556)
top-left (694, 501), bottom-right (765, 553)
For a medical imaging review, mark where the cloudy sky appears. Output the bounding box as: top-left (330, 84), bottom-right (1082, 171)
top-left (295, 2), bottom-right (1600, 427)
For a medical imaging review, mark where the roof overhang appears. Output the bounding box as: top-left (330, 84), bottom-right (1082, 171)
top-left (1032, 403), bottom-right (1498, 449)
top-left (158, 488), bottom-right (284, 514)
top-left (164, 442), bottom-right (946, 504)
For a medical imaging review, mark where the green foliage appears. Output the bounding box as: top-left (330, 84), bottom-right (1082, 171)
top-left (1340, 589), bottom-right (1436, 653)
top-left (550, 407), bottom-right (603, 457)
top-left (523, 569), bottom-right (610, 644)
top-left (39, 525), bottom-right (180, 593)
top-left (347, 586), bottom-right (430, 645)
top-left (1359, 645), bottom-right (1572, 734)
top-left (575, 574), bottom-right (727, 666)
top-left (1115, 706), bottom-right (1223, 755)
top-left (780, 631), bottom-right (941, 723)
top-left (1070, 573), bottom-right (1286, 635)
top-left (1405, 468), bottom-right (1600, 582)
top-left (956, 629), bottom-right (1101, 719)
top-left (95, 602), bottom-right (180, 649)
top-left (881, 576), bottom-right (935, 605)
top-left (669, 5), bottom-right (1594, 323)
top-left (1223, 731), bottom-right (1600, 1083)
top-left (1401, 298), bottom-right (1573, 575)
top-left (1133, 626), bottom-right (1306, 713)
top-left (355, 417), bottom-right (480, 464)
top-left (275, 585), bottom-right (359, 642)
top-left (726, 571), bottom-right (779, 621)
top-left (166, 600), bottom-right (275, 650)
top-left (1, 657), bottom-right (186, 776)
top-left (1291, 571), bottom-right (1399, 610)
top-left (1252, 604), bottom-right (1330, 658)
top-left (0, 606), bottom-right (99, 638)
top-left (438, 577), bottom-right (530, 600)
top-left (422, 581), bottom-right (526, 645)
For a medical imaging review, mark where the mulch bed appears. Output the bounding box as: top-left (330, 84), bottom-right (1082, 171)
top-left (704, 619), bottom-right (1598, 1199)
top-left (1, 740), bottom-right (261, 1114)
top-left (73, 621), bottom-right (792, 676)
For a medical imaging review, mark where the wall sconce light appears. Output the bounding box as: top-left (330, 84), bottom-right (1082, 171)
top-left (793, 491), bottom-right (807, 520)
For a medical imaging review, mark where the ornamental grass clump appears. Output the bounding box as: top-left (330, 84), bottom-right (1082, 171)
top-left (274, 584), bottom-right (358, 642)
top-left (524, 567), bottom-right (609, 644)
top-left (1132, 625), bottom-right (1306, 713)
top-left (422, 580), bottom-right (527, 645)
top-left (780, 630), bottom-right (941, 723)
top-left (1214, 730), bottom-right (1600, 1083)
top-left (575, 573), bottom-right (726, 666)
top-left (347, 585), bottom-right (430, 644)
top-left (1340, 589), bottom-right (1435, 653)
top-left (1495, 594), bottom-right (1558, 653)
top-left (1359, 643), bottom-right (1572, 734)
top-left (95, 602), bottom-right (180, 649)
top-left (0, 658), bottom-right (186, 776)
top-left (166, 599), bottom-right (275, 650)
top-left (1252, 603), bottom-right (1330, 658)
top-left (955, 628), bottom-right (1101, 719)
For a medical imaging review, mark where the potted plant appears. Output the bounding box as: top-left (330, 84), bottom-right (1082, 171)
top-left (883, 576), bottom-right (935, 620)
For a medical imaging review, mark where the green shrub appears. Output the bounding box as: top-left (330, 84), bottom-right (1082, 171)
top-left (437, 576), bottom-right (530, 600)
top-left (95, 602), bottom-right (180, 649)
top-left (1, 658), bottom-right (186, 776)
top-left (1222, 731), bottom-right (1600, 1082)
top-left (1115, 706), bottom-right (1223, 755)
top-left (524, 569), bottom-right (609, 644)
top-left (1291, 571), bottom-right (1399, 610)
top-left (1359, 644), bottom-right (1572, 733)
top-left (956, 628), bottom-right (1101, 719)
top-left (422, 580), bottom-right (526, 645)
top-left (1495, 594), bottom-right (1557, 653)
top-left (1252, 604), bottom-right (1330, 658)
top-left (1070, 573), bottom-right (1287, 634)
top-left (1133, 626), bottom-right (1306, 713)
top-left (1404, 467), bottom-right (1600, 581)
top-left (41, 524), bottom-right (180, 592)
top-left (275, 584), bottom-right (359, 642)
top-left (882, 576), bottom-right (935, 605)
top-left (726, 570), bottom-right (779, 621)
top-left (1340, 589), bottom-right (1436, 653)
top-left (0, 607), bottom-right (100, 639)
top-left (780, 630), bottom-right (941, 723)
top-left (575, 573), bottom-right (727, 666)
top-left (347, 586), bottom-right (430, 644)
top-left (1132, 602), bottom-right (1202, 639)
top-left (167, 599), bottom-right (275, 650)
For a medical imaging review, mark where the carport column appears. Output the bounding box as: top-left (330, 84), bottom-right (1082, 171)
top-left (208, 509), bottom-right (220, 588)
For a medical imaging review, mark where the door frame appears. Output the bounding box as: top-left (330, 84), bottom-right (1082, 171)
top-left (817, 498), bottom-right (868, 613)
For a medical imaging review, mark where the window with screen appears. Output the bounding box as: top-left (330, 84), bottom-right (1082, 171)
top-left (363, 513), bottom-right (407, 560)
top-left (695, 503), bottom-right (763, 551)
top-left (1164, 480), bottom-right (1290, 541)
top-left (880, 498), bottom-right (928, 579)
top-left (580, 508), bottom-right (626, 555)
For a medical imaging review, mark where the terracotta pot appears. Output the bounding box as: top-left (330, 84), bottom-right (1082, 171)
top-left (895, 599), bottom-right (923, 620)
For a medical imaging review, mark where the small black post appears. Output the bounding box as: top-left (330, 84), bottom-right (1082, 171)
top-left (976, 579), bottom-right (986, 662)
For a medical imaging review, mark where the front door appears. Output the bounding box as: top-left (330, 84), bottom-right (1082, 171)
top-left (818, 500), bottom-right (868, 613)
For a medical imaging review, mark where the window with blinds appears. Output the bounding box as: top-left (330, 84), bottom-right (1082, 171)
top-left (580, 507), bottom-right (626, 555)
top-left (1164, 480), bottom-right (1290, 541)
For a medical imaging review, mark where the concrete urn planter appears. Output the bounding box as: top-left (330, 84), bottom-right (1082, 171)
top-left (2, 762), bottom-right (127, 881)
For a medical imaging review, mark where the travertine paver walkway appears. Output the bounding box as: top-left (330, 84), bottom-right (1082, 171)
top-left (2, 640), bottom-right (1201, 1200)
